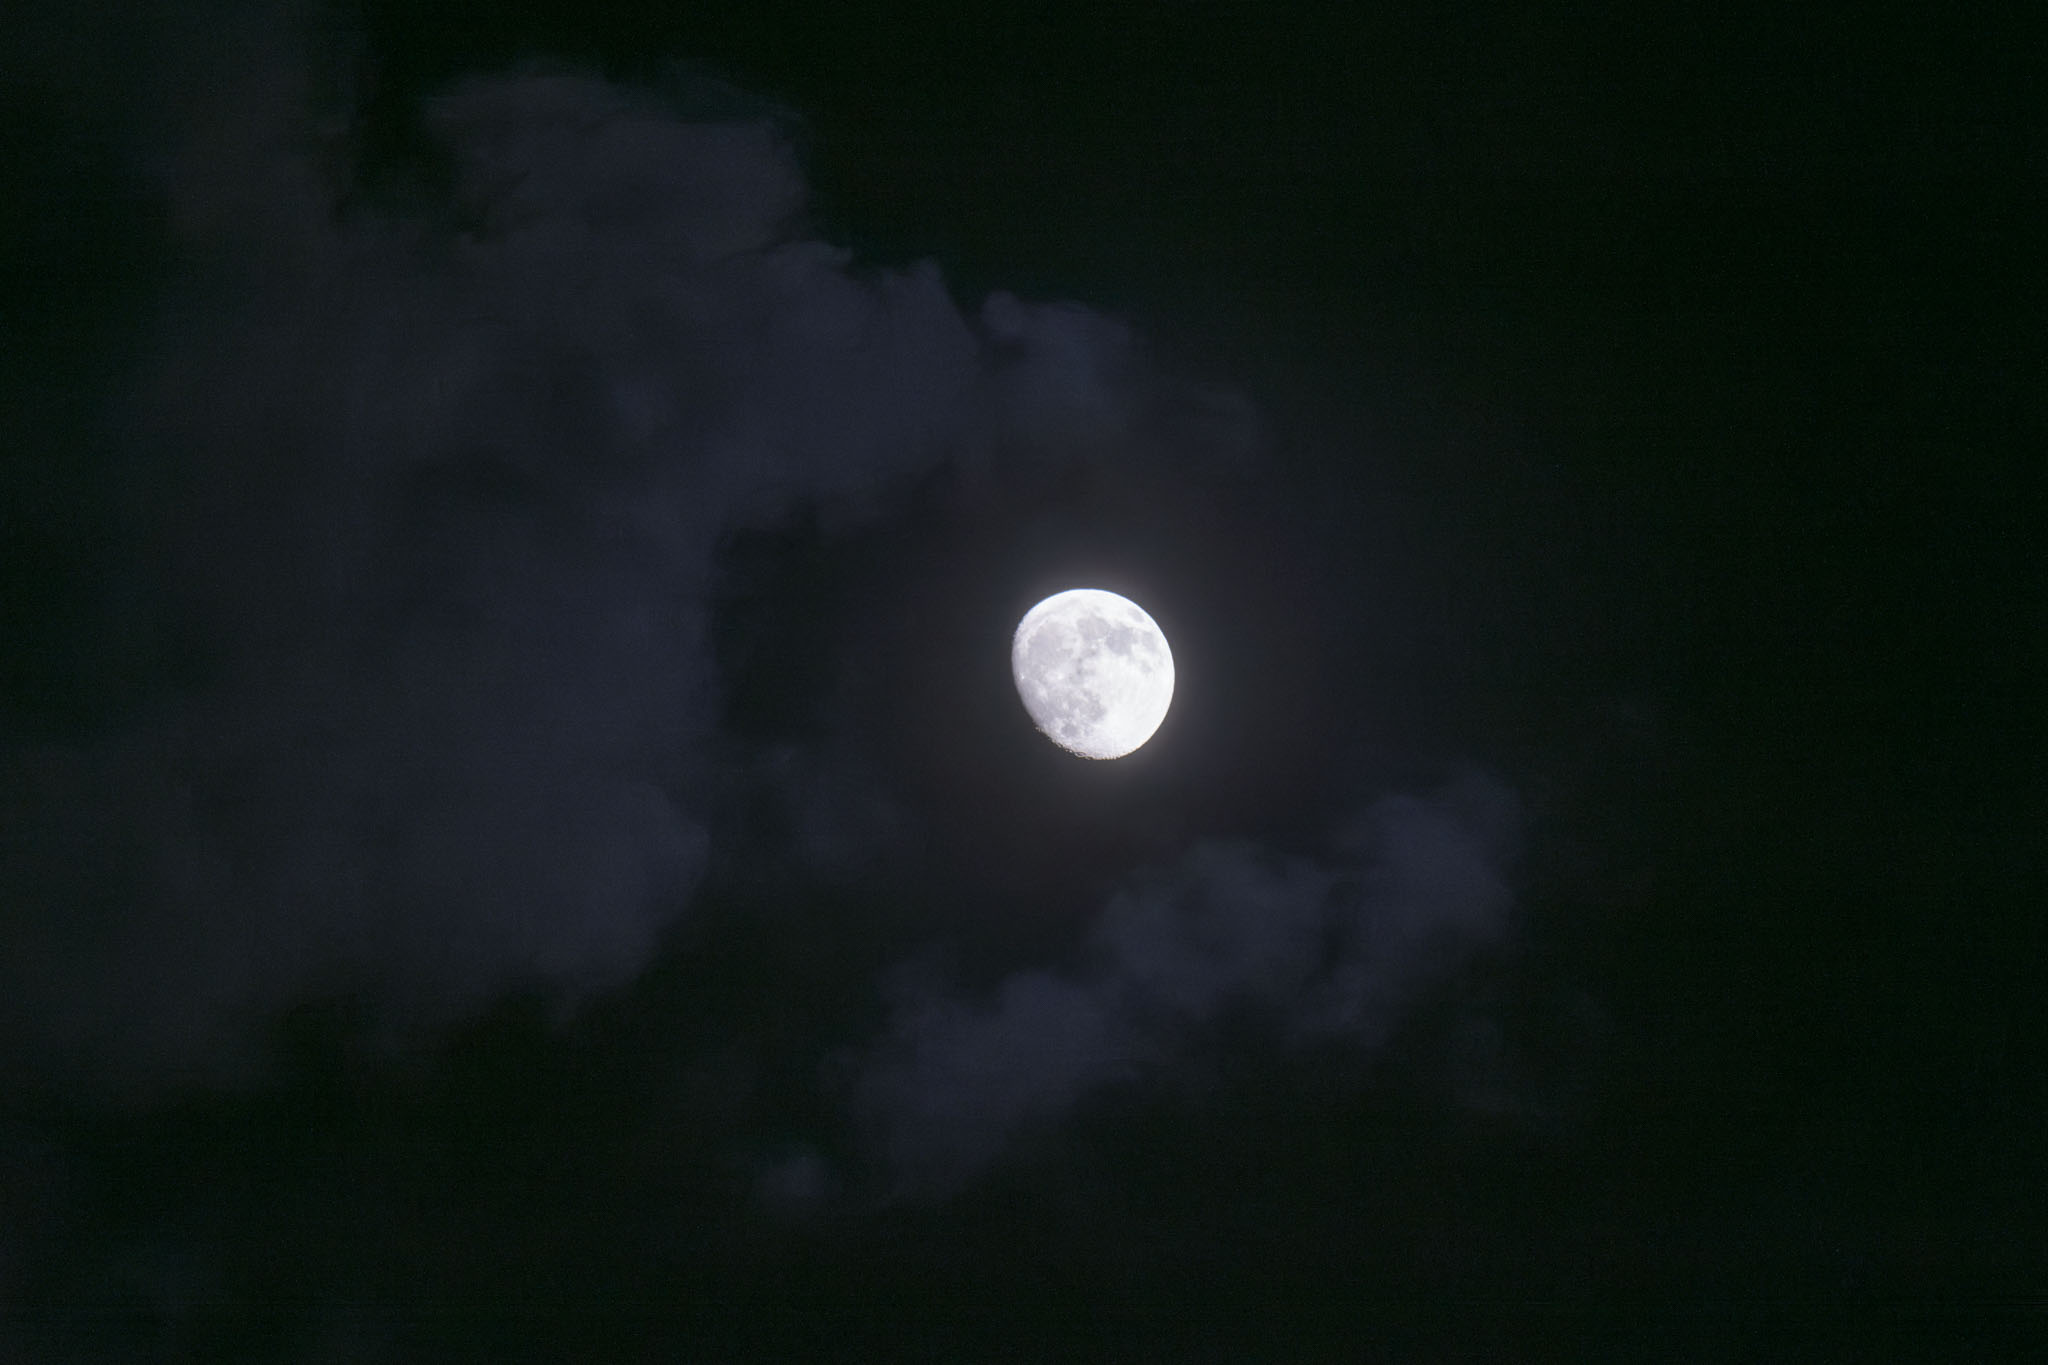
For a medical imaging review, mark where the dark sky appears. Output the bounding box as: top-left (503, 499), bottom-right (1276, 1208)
top-left (3, 2), bottom-right (2042, 1359)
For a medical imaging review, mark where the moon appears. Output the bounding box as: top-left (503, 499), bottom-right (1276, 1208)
top-left (1011, 588), bottom-right (1175, 759)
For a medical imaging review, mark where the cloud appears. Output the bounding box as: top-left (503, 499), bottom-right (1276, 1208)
top-left (1, 0), bottom-right (1274, 1100)
top-left (848, 773), bottom-right (1520, 1194)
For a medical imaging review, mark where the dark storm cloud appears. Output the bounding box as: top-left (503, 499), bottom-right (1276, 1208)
top-left (0, 22), bottom-right (1252, 1098)
top-left (850, 773), bottom-right (1519, 1194)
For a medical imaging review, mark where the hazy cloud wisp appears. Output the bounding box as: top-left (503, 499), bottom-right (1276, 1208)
top-left (1, 55), bottom-right (1220, 1095)
top-left (850, 773), bottom-right (1520, 1193)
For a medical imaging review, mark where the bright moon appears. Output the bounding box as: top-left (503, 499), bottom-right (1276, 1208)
top-left (1011, 588), bottom-right (1175, 759)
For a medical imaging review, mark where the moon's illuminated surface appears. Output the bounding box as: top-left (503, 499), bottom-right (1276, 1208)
top-left (1011, 588), bottom-right (1175, 759)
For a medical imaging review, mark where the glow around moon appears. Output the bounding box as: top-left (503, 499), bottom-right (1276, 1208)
top-left (1011, 588), bottom-right (1175, 759)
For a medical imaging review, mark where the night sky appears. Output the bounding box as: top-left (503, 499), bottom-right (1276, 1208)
top-left (3, 2), bottom-right (2042, 1359)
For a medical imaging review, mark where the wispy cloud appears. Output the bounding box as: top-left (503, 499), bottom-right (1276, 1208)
top-left (849, 773), bottom-right (1519, 1194)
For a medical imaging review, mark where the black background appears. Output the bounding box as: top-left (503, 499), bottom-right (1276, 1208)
top-left (4, 2), bottom-right (2042, 1359)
